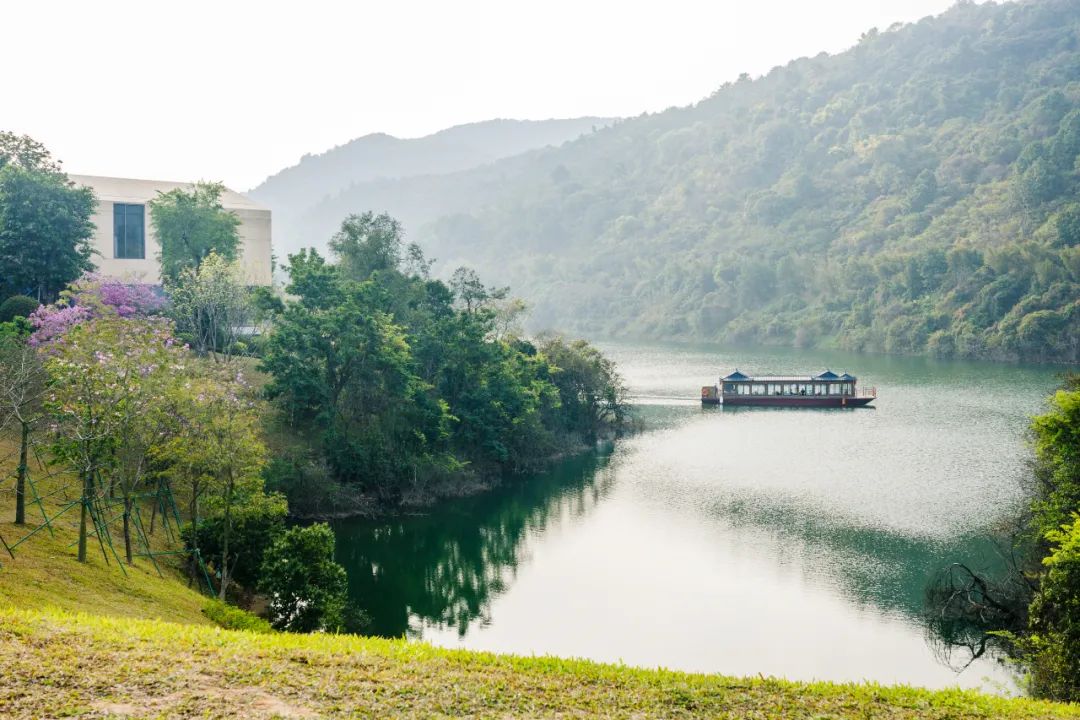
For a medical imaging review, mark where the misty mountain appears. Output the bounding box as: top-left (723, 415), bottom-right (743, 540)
top-left (268, 0), bottom-right (1080, 363)
top-left (249, 118), bottom-right (613, 258)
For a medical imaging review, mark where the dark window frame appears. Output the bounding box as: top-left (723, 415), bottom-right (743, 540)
top-left (113, 203), bottom-right (146, 259)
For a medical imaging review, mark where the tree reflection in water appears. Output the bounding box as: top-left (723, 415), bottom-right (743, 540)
top-left (333, 451), bottom-right (615, 638)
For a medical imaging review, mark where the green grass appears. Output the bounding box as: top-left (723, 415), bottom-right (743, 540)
top-left (2, 607), bottom-right (1079, 719)
top-left (0, 518), bottom-right (210, 624)
top-left (0, 432), bottom-right (211, 625)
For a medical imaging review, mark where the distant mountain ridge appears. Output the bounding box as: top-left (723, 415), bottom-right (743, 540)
top-left (258, 0), bottom-right (1080, 363)
top-left (249, 118), bottom-right (614, 258)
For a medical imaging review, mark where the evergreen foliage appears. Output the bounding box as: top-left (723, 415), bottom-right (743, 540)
top-left (149, 182), bottom-right (241, 283)
top-left (0, 295), bottom-right (39, 322)
top-left (311, 0), bottom-right (1080, 362)
top-left (259, 523), bottom-right (348, 632)
top-left (261, 213), bottom-right (629, 501)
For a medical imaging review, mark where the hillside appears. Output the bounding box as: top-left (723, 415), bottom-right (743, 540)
top-left (279, 0), bottom-right (1080, 363)
top-left (248, 118), bottom-right (613, 259)
top-left (4, 607), bottom-right (1080, 719)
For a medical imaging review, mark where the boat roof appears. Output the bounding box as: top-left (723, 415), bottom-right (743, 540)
top-left (721, 369), bottom-right (857, 382)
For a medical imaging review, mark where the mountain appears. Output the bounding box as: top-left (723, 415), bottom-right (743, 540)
top-left (281, 0), bottom-right (1080, 363)
top-left (248, 118), bottom-right (614, 259)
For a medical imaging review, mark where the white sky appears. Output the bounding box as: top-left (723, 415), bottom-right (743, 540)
top-left (3, 0), bottom-right (959, 190)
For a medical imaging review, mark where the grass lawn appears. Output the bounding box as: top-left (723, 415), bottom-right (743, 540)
top-left (2, 607), bottom-right (1080, 719)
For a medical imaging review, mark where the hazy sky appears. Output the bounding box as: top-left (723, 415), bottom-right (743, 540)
top-left (5, 0), bottom-right (960, 190)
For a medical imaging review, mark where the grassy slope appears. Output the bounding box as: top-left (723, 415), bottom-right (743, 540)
top-left (2, 608), bottom-right (1079, 720)
top-left (0, 435), bottom-right (210, 625)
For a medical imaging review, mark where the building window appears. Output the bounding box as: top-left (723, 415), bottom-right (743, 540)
top-left (114, 203), bottom-right (145, 259)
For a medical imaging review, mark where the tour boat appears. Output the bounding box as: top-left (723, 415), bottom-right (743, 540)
top-left (701, 369), bottom-right (876, 407)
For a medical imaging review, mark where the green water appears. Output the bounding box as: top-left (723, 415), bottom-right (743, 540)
top-left (333, 341), bottom-right (1068, 692)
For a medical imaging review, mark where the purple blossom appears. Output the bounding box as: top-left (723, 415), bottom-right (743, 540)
top-left (29, 275), bottom-right (165, 346)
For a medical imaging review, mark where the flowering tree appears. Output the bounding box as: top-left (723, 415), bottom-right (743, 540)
top-left (29, 274), bottom-right (163, 348)
top-left (44, 314), bottom-right (186, 562)
top-left (154, 365), bottom-right (268, 595)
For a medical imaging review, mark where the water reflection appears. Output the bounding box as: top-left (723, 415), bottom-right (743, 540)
top-left (334, 452), bottom-right (615, 638)
top-left (332, 342), bottom-right (1059, 688)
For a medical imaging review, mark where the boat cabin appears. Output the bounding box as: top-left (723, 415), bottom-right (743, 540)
top-left (702, 369), bottom-right (875, 407)
top-left (722, 369), bottom-right (856, 397)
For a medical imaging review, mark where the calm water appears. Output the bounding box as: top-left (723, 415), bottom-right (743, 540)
top-left (334, 342), bottom-right (1067, 693)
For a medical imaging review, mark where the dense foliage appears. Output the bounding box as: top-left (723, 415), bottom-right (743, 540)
top-left (259, 523), bottom-right (348, 632)
top-left (1018, 380), bottom-right (1080, 699)
top-left (278, 0), bottom-right (1080, 363)
top-left (0, 295), bottom-right (39, 323)
top-left (0, 133), bottom-right (95, 302)
top-left (261, 213), bottom-right (628, 503)
top-left (149, 182), bottom-right (241, 282)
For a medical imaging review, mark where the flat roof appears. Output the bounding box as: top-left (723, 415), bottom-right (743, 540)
top-left (69, 174), bottom-right (268, 212)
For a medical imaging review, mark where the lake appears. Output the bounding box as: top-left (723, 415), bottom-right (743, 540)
top-left (333, 341), bottom-right (1066, 693)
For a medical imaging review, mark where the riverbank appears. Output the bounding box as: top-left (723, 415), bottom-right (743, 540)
top-left (279, 435), bottom-right (597, 521)
top-left (2, 606), bottom-right (1078, 719)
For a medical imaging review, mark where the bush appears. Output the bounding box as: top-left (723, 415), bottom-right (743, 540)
top-left (184, 492), bottom-right (288, 597)
top-left (1022, 516), bottom-right (1080, 701)
top-left (202, 599), bottom-right (274, 634)
top-left (0, 294), bottom-right (39, 322)
top-left (260, 523), bottom-right (348, 633)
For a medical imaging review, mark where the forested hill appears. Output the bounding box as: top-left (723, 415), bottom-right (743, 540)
top-left (283, 0), bottom-right (1080, 363)
top-left (248, 118), bottom-right (613, 259)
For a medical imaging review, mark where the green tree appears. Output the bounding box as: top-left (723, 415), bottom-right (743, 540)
top-left (259, 523), bottom-right (348, 632)
top-left (1024, 515), bottom-right (1080, 701)
top-left (329, 211), bottom-right (405, 280)
top-left (0, 323), bottom-right (45, 525)
top-left (166, 251), bottom-right (253, 360)
top-left (0, 165), bottom-right (95, 301)
top-left (154, 367), bottom-right (268, 597)
top-left (0, 132), bottom-right (62, 174)
top-left (45, 316), bottom-right (182, 562)
top-left (150, 182), bottom-right (240, 282)
top-left (262, 251), bottom-right (452, 496)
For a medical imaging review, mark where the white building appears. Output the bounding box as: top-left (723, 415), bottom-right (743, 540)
top-left (69, 175), bottom-right (272, 286)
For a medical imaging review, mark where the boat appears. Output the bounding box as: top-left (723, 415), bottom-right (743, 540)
top-left (701, 369), bottom-right (876, 407)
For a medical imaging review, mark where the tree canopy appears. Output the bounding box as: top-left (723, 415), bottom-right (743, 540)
top-left (150, 182), bottom-right (241, 282)
top-left (0, 135), bottom-right (95, 302)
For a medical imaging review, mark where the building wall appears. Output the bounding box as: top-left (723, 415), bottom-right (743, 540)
top-left (73, 175), bottom-right (273, 286)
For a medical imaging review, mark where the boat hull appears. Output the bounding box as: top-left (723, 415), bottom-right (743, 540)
top-left (704, 395), bottom-right (874, 408)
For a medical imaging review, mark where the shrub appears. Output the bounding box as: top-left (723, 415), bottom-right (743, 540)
top-left (202, 599), bottom-right (273, 634)
top-left (0, 294), bottom-right (39, 322)
top-left (260, 523), bottom-right (348, 633)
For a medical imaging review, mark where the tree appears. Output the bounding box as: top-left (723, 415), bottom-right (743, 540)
top-left (149, 182), bottom-right (240, 282)
top-left (329, 211), bottom-right (404, 281)
top-left (166, 251), bottom-right (253, 360)
top-left (45, 315), bottom-right (184, 562)
top-left (1024, 515), bottom-right (1080, 701)
top-left (259, 523), bottom-right (348, 632)
top-left (184, 490), bottom-right (286, 600)
top-left (0, 323), bottom-right (46, 524)
top-left (0, 132), bottom-right (62, 174)
top-left (0, 165), bottom-right (95, 301)
top-left (154, 366), bottom-right (268, 596)
top-left (537, 334), bottom-right (630, 437)
top-left (262, 251), bottom-right (452, 495)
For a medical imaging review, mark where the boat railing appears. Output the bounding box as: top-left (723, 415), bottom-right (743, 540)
top-left (857, 386), bottom-right (877, 398)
